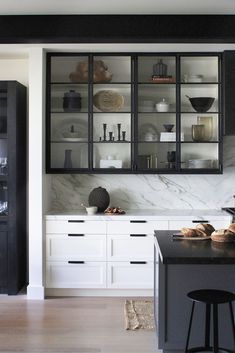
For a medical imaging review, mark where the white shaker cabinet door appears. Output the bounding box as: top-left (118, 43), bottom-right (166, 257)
top-left (107, 234), bottom-right (154, 261)
top-left (46, 261), bottom-right (107, 288)
top-left (107, 262), bottom-right (153, 289)
top-left (107, 220), bottom-right (168, 235)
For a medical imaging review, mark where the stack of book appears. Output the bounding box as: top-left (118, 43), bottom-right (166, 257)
top-left (151, 75), bottom-right (175, 83)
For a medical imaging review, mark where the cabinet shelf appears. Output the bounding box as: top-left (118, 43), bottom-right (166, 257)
top-left (46, 52), bottom-right (222, 175)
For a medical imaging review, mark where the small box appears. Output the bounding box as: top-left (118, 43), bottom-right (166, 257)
top-left (100, 159), bottom-right (122, 169)
top-left (160, 132), bottom-right (184, 142)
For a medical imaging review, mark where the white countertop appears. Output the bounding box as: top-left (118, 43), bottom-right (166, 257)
top-left (45, 209), bottom-right (232, 221)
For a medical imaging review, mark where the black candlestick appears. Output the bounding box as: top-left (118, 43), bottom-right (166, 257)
top-left (117, 123), bottom-right (121, 141)
top-left (103, 123), bottom-right (107, 141)
top-left (122, 131), bottom-right (126, 141)
top-left (109, 131), bottom-right (113, 141)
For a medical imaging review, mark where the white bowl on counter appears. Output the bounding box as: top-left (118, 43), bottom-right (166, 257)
top-left (86, 206), bottom-right (98, 215)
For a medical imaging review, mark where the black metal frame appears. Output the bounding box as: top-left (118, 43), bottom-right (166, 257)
top-left (46, 51), bottom-right (223, 175)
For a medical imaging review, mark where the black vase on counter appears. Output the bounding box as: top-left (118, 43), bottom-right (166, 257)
top-left (63, 90), bottom-right (81, 112)
top-left (88, 186), bottom-right (110, 212)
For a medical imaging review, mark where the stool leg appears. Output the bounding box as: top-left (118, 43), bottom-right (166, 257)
top-left (185, 301), bottom-right (195, 353)
top-left (213, 304), bottom-right (219, 353)
top-left (205, 303), bottom-right (211, 349)
top-left (228, 301), bottom-right (235, 345)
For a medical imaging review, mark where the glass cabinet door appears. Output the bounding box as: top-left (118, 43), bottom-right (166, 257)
top-left (48, 55), bottom-right (89, 170)
top-left (137, 55), bottom-right (177, 171)
top-left (180, 55), bottom-right (220, 171)
top-left (92, 55), bottom-right (132, 170)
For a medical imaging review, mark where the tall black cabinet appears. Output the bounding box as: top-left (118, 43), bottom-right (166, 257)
top-left (0, 81), bottom-right (27, 295)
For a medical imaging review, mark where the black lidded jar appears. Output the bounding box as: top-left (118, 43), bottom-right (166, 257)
top-left (88, 186), bottom-right (110, 213)
top-left (63, 90), bottom-right (82, 112)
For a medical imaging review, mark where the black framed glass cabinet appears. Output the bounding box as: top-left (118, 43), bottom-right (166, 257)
top-left (46, 53), bottom-right (222, 174)
top-left (0, 81), bottom-right (27, 294)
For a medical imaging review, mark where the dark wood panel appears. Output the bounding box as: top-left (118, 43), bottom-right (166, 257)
top-left (0, 15), bottom-right (235, 43)
top-left (223, 51), bottom-right (235, 135)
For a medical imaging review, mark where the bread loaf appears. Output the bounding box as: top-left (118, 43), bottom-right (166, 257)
top-left (181, 228), bottom-right (198, 237)
top-left (228, 223), bottom-right (235, 234)
top-left (196, 223), bottom-right (215, 236)
top-left (211, 229), bottom-right (235, 242)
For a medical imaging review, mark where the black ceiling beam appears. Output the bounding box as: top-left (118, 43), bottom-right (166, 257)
top-left (0, 15), bottom-right (235, 43)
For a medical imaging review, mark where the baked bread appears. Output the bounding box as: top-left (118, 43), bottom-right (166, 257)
top-left (180, 227), bottom-right (207, 237)
top-left (228, 223), bottom-right (235, 234)
top-left (196, 223), bottom-right (215, 236)
top-left (211, 229), bottom-right (235, 242)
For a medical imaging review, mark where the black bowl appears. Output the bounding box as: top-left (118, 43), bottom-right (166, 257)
top-left (188, 97), bottom-right (215, 113)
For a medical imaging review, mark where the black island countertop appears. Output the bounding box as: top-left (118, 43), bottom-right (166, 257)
top-left (154, 230), bottom-right (235, 264)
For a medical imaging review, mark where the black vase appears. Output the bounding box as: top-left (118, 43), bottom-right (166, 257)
top-left (63, 90), bottom-right (81, 112)
top-left (88, 187), bottom-right (110, 212)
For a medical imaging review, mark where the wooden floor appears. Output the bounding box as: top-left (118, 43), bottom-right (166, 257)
top-left (0, 295), bottom-right (158, 353)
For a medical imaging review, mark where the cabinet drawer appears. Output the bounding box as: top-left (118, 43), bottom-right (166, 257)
top-left (107, 220), bottom-right (168, 235)
top-left (107, 234), bottom-right (153, 261)
top-left (46, 261), bottom-right (106, 288)
top-left (168, 219), bottom-right (230, 231)
top-left (46, 234), bottom-right (106, 261)
top-left (107, 262), bottom-right (153, 289)
top-left (46, 220), bottom-right (106, 234)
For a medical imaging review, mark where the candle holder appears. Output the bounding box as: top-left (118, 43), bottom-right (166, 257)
top-left (103, 123), bottom-right (107, 141)
top-left (122, 131), bottom-right (126, 141)
top-left (109, 131), bottom-right (113, 141)
top-left (117, 123), bottom-right (121, 141)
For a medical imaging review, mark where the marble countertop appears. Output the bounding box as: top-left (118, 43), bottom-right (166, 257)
top-left (155, 230), bottom-right (235, 264)
top-left (45, 209), bottom-right (232, 220)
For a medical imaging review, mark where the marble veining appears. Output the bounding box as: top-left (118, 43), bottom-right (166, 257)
top-left (50, 136), bottom-right (235, 211)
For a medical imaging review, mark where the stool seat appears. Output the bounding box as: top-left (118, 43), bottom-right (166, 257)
top-left (188, 289), bottom-right (235, 304)
top-left (185, 289), bottom-right (235, 353)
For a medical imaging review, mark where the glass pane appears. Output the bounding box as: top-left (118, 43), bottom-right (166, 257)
top-left (137, 142), bottom-right (176, 170)
top-left (50, 114), bottom-right (88, 142)
top-left (0, 90), bottom-right (7, 134)
top-left (138, 113), bottom-right (176, 142)
top-left (181, 84), bottom-right (218, 113)
top-left (50, 56), bottom-right (89, 83)
top-left (51, 84), bottom-right (88, 113)
top-left (180, 56), bottom-right (219, 83)
top-left (138, 84), bottom-right (176, 113)
top-left (181, 114), bottom-right (219, 142)
top-left (93, 84), bottom-right (131, 113)
top-left (138, 56), bottom-right (176, 83)
top-left (51, 143), bottom-right (88, 169)
top-left (93, 113), bottom-right (131, 142)
top-left (181, 143), bottom-right (219, 169)
top-left (93, 142), bottom-right (131, 169)
top-left (93, 56), bottom-right (131, 83)
top-left (0, 181), bottom-right (7, 215)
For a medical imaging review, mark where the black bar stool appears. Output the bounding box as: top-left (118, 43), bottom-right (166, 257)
top-left (185, 289), bottom-right (235, 353)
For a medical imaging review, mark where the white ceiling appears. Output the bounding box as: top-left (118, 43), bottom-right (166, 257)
top-left (0, 0), bottom-right (234, 15)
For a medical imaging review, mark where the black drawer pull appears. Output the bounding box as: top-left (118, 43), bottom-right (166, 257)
top-left (130, 234), bottom-right (147, 237)
top-left (130, 261), bottom-right (147, 264)
top-left (192, 220), bottom-right (209, 223)
top-left (68, 234), bottom-right (84, 237)
top-left (68, 220), bottom-right (85, 223)
top-left (130, 220), bottom-right (147, 223)
top-left (68, 261), bottom-right (85, 264)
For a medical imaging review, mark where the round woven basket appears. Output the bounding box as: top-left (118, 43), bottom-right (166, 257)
top-left (93, 90), bottom-right (124, 112)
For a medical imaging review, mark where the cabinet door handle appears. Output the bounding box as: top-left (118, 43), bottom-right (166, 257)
top-left (68, 261), bottom-right (85, 264)
top-left (68, 220), bottom-right (85, 223)
top-left (68, 234), bottom-right (84, 237)
top-left (130, 234), bottom-right (147, 237)
top-left (130, 220), bottom-right (147, 223)
top-left (192, 220), bottom-right (209, 223)
top-left (130, 261), bottom-right (147, 264)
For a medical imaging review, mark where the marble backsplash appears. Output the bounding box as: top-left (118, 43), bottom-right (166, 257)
top-left (50, 136), bottom-right (235, 211)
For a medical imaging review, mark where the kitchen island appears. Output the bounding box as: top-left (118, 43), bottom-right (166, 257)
top-left (154, 230), bottom-right (235, 353)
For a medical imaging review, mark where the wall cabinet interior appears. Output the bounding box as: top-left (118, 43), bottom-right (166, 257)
top-left (46, 52), bottom-right (222, 174)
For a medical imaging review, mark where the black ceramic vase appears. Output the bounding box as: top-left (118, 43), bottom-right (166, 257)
top-left (88, 187), bottom-right (110, 212)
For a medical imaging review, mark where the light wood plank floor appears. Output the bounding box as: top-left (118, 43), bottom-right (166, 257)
top-left (0, 295), bottom-right (159, 353)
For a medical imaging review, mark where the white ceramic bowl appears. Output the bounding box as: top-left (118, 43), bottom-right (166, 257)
top-left (86, 206), bottom-right (98, 215)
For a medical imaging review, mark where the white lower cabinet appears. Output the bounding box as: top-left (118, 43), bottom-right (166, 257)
top-left (46, 261), bottom-right (106, 288)
top-left (168, 219), bottom-right (230, 230)
top-left (107, 262), bottom-right (153, 289)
